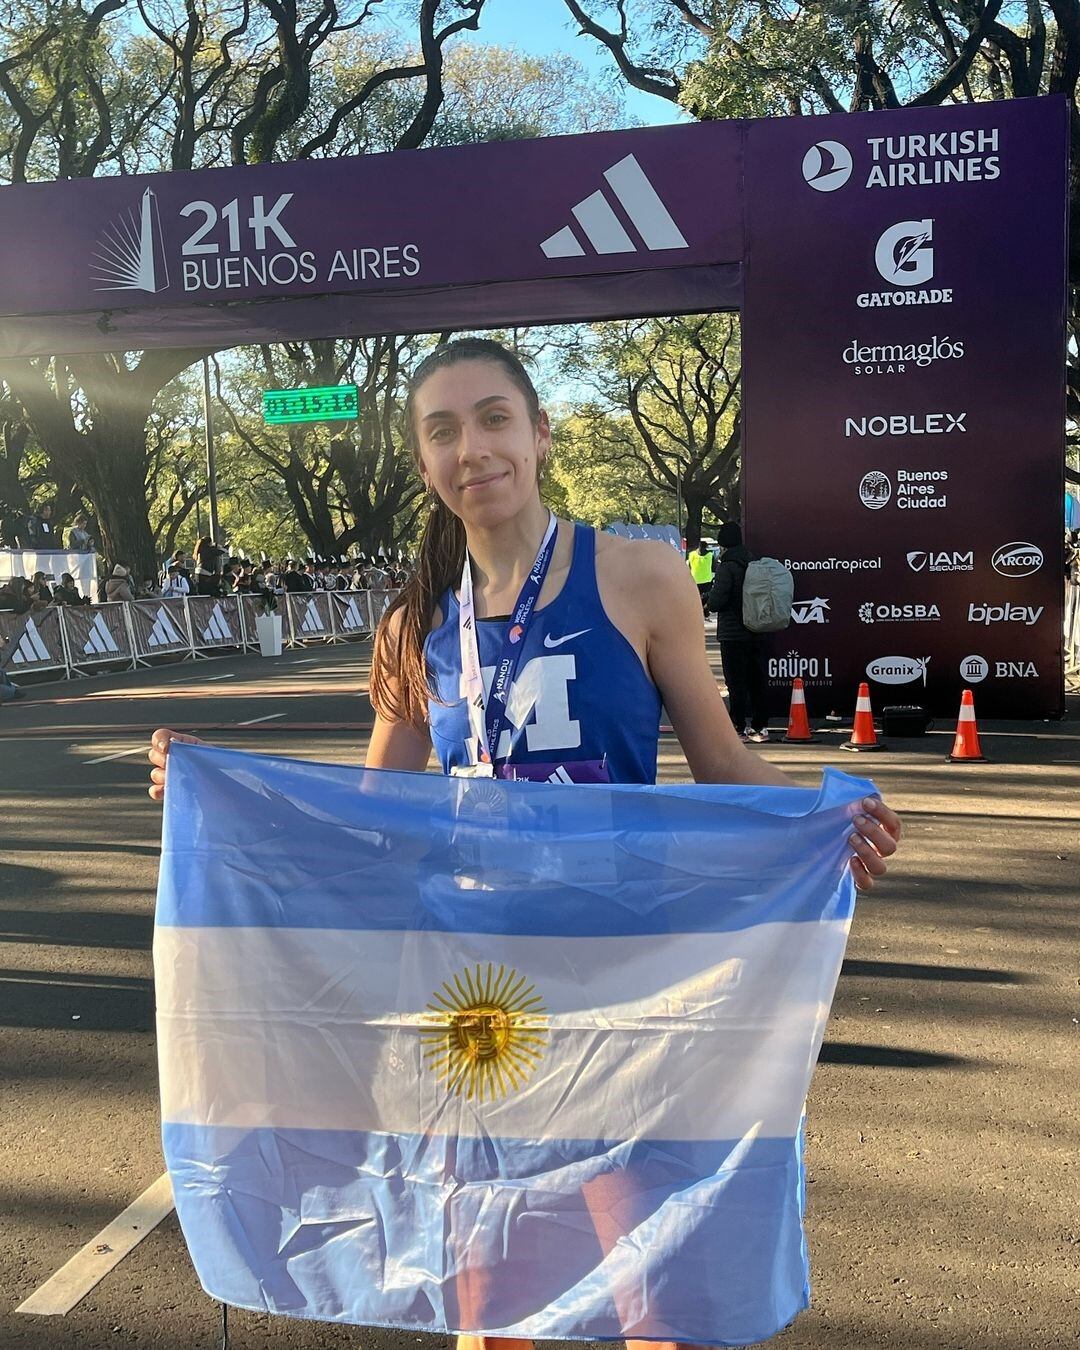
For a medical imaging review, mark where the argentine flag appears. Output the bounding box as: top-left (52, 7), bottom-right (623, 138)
top-left (155, 744), bottom-right (872, 1346)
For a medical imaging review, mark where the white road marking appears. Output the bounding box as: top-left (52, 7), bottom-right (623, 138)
top-left (83, 747), bottom-right (143, 765)
top-left (205, 673), bottom-right (237, 681)
top-left (16, 1173), bottom-right (175, 1317)
top-left (236, 712), bottom-right (286, 726)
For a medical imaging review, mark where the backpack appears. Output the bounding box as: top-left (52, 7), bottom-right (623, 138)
top-left (742, 557), bottom-right (794, 632)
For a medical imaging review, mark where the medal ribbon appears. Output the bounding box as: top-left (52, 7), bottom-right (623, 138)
top-left (458, 511), bottom-right (558, 767)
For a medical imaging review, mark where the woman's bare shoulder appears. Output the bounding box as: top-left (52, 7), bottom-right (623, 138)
top-left (595, 532), bottom-right (693, 590)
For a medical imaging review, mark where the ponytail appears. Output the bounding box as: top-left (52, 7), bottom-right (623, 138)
top-left (370, 495), bottom-right (465, 727)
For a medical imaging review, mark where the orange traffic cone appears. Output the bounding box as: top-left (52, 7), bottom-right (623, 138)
top-left (947, 689), bottom-right (987, 763)
top-left (841, 682), bottom-right (887, 752)
top-left (782, 678), bottom-right (817, 743)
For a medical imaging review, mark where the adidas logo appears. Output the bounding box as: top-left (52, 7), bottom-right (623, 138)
top-left (299, 599), bottom-right (325, 634)
top-left (337, 597), bottom-right (365, 631)
top-left (540, 153), bottom-right (688, 259)
top-left (11, 617), bottom-right (51, 664)
top-left (83, 612), bottom-right (120, 655)
top-left (146, 605), bottom-right (185, 648)
top-left (201, 603), bottom-right (234, 642)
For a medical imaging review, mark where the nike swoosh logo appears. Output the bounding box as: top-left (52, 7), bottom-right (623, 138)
top-left (544, 628), bottom-right (590, 649)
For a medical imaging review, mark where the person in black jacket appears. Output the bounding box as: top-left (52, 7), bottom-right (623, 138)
top-left (708, 521), bottom-right (770, 742)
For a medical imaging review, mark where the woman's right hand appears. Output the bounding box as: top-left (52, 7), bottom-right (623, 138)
top-left (148, 728), bottom-right (203, 803)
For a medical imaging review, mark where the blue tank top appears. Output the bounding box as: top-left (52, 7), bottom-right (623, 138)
top-left (425, 524), bottom-right (661, 784)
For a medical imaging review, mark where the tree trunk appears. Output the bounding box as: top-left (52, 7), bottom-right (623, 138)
top-left (1, 350), bottom-right (208, 584)
top-left (82, 429), bottom-right (159, 581)
top-left (683, 496), bottom-right (705, 550)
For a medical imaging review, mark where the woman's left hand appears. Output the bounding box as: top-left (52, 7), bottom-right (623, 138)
top-left (848, 796), bottom-right (901, 891)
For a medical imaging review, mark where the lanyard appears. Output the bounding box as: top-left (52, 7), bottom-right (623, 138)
top-left (458, 511), bottom-right (558, 769)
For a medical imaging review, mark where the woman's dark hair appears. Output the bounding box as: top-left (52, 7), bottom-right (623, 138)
top-left (371, 338), bottom-right (542, 728)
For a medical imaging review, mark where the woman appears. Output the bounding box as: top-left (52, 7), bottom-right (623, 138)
top-left (147, 339), bottom-right (900, 1346)
top-left (66, 514), bottom-right (94, 552)
top-left (52, 572), bottom-right (87, 606)
top-left (28, 572), bottom-right (53, 607)
top-left (105, 564), bottom-right (136, 603)
top-left (0, 576), bottom-right (34, 615)
top-left (193, 536), bottom-right (223, 597)
top-left (151, 340), bottom-right (898, 851)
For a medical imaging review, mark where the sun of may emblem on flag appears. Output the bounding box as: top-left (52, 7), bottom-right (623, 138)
top-left (422, 963), bottom-right (548, 1102)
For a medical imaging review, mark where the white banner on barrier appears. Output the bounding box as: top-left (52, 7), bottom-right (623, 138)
top-left (187, 596), bottom-right (242, 650)
top-left (61, 603), bottom-right (132, 666)
top-left (130, 599), bottom-right (192, 658)
top-left (0, 607), bottom-right (67, 672)
top-left (368, 588), bottom-right (399, 627)
top-left (330, 591), bottom-right (370, 635)
top-left (287, 592), bottom-right (332, 643)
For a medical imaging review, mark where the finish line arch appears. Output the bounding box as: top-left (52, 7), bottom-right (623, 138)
top-left (0, 96), bottom-right (1067, 716)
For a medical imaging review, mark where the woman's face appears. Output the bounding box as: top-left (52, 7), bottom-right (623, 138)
top-left (413, 361), bottom-right (550, 528)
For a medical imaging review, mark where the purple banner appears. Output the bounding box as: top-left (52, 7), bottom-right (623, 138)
top-left (0, 124), bottom-right (742, 355)
top-left (0, 100), bottom-right (1067, 716)
top-left (742, 97), bottom-right (1067, 719)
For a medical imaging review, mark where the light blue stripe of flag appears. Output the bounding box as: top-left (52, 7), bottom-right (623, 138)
top-left (156, 745), bottom-right (873, 1346)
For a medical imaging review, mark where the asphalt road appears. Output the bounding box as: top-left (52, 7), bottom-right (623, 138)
top-left (2, 639), bottom-right (1078, 1349)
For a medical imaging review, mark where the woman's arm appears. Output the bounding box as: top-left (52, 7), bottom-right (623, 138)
top-left (365, 713), bottom-right (432, 771)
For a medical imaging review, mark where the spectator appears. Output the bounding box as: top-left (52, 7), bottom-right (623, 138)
top-left (161, 566), bottom-right (191, 599)
top-left (66, 514), bottom-right (94, 551)
top-left (52, 572), bottom-right (88, 606)
top-left (0, 672), bottom-right (24, 701)
top-left (365, 557), bottom-right (388, 592)
top-left (24, 502), bottom-right (56, 548)
top-left (28, 572), bottom-right (52, 604)
top-left (163, 547), bottom-right (190, 582)
top-left (139, 576), bottom-right (161, 598)
top-left (708, 521), bottom-right (770, 744)
top-left (0, 501), bottom-right (19, 548)
top-left (688, 539), bottom-right (716, 615)
top-left (300, 562), bottom-right (317, 592)
top-left (193, 536), bottom-right (224, 597)
top-left (281, 560), bottom-right (306, 593)
top-left (105, 563), bottom-right (136, 603)
top-left (1066, 529), bottom-right (1079, 586)
top-left (0, 577), bottom-right (30, 614)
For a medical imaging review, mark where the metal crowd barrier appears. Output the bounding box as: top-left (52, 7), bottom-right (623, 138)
top-left (0, 589), bottom-right (399, 683)
top-left (1067, 580), bottom-right (1080, 673)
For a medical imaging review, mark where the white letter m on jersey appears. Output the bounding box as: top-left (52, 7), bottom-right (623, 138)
top-left (471, 654), bottom-right (582, 758)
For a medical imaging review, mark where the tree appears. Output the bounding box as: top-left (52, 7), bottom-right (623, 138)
top-left (561, 313), bottom-right (743, 546)
top-left (563, 0), bottom-right (1080, 484)
top-left (210, 335), bottom-right (432, 559)
top-left (546, 409), bottom-right (671, 527)
top-left (0, 0), bottom-right (492, 576)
